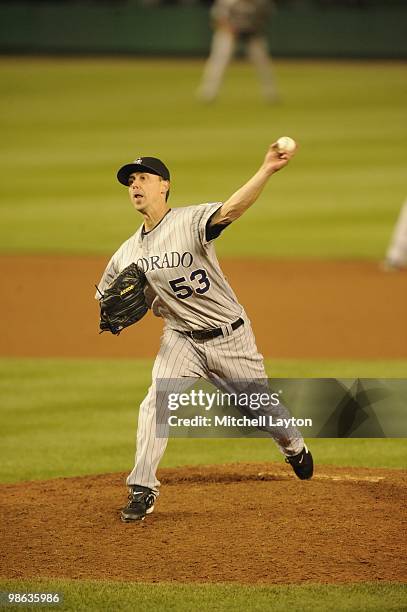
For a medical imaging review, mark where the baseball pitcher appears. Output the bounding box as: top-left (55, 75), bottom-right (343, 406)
top-left (96, 143), bottom-right (313, 522)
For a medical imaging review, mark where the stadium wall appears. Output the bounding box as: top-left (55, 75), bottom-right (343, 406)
top-left (0, 1), bottom-right (406, 58)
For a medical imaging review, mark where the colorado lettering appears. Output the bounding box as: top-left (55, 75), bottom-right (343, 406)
top-left (136, 251), bottom-right (194, 272)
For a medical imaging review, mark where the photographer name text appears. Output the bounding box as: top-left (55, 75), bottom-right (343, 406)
top-left (167, 415), bottom-right (312, 428)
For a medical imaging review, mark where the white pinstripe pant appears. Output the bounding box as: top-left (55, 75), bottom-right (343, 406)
top-left (127, 316), bottom-right (304, 492)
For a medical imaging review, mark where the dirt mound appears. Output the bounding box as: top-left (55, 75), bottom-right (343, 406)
top-left (1, 255), bottom-right (406, 359)
top-left (1, 463), bottom-right (406, 584)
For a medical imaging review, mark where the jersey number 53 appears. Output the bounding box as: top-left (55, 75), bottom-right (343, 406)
top-left (169, 269), bottom-right (210, 299)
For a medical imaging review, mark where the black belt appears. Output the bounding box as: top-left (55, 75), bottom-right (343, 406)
top-left (184, 317), bottom-right (244, 341)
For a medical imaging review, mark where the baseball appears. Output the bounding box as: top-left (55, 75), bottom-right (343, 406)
top-left (276, 136), bottom-right (297, 154)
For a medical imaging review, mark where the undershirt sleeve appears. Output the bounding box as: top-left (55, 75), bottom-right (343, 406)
top-left (194, 202), bottom-right (231, 246)
top-left (205, 213), bottom-right (231, 242)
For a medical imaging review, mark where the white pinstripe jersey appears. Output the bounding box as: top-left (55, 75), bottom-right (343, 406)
top-left (97, 203), bottom-right (243, 332)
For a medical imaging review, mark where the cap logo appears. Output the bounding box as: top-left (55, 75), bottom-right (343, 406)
top-left (134, 158), bottom-right (143, 164)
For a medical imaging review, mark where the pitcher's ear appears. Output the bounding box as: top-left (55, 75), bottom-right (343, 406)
top-left (161, 179), bottom-right (170, 199)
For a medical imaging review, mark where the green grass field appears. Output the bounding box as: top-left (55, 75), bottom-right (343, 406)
top-left (0, 580), bottom-right (406, 612)
top-left (1, 358), bottom-right (406, 483)
top-left (1, 58), bottom-right (406, 611)
top-left (1, 58), bottom-right (406, 257)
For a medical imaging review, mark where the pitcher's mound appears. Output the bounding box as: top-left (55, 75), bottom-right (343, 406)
top-left (1, 463), bottom-right (406, 584)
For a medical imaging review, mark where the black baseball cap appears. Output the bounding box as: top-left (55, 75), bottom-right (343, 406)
top-left (117, 157), bottom-right (170, 186)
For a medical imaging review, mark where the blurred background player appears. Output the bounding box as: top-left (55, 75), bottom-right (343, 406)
top-left (382, 197), bottom-right (407, 271)
top-left (197, 0), bottom-right (278, 102)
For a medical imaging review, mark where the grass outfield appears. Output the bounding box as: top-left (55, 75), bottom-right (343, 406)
top-left (0, 358), bottom-right (406, 483)
top-left (0, 580), bottom-right (406, 611)
top-left (1, 58), bottom-right (406, 257)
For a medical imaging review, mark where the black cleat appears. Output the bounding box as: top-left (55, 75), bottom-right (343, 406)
top-left (285, 445), bottom-right (313, 480)
top-left (121, 485), bottom-right (156, 522)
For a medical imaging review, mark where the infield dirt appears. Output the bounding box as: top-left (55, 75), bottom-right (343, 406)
top-left (1, 255), bottom-right (406, 358)
top-left (1, 464), bottom-right (406, 584)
